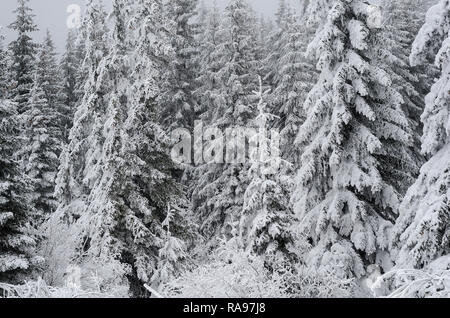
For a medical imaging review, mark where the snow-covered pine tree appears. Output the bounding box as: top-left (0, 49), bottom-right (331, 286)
top-left (37, 31), bottom-right (63, 111)
top-left (291, 0), bottom-right (414, 279)
top-left (60, 30), bottom-right (83, 141)
top-left (240, 77), bottom-right (296, 266)
top-left (375, 0), bottom-right (430, 193)
top-left (392, 0), bottom-right (450, 270)
top-left (263, 2), bottom-right (317, 166)
top-left (34, 30), bottom-right (66, 145)
top-left (193, 1), bottom-right (222, 118)
top-left (8, 0), bottom-right (37, 114)
top-left (0, 27), bottom-right (8, 99)
top-left (73, 31), bottom-right (88, 106)
top-left (300, 0), bottom-right (334, 32)
top-left (276, 0), bottom-right (288, 26)
top-left (254, 14), bottom-right (274, 66)
top-left (211, 0), bottom-right (259, 126)
top-left (192, 0), bottom-right (260, 239)
top-left (159, 0), bottom-right (199, 131)
top-left (54, 0), bottom-right (109, 212)
top-left (90, 0), bottom-right (193, 295)
top-left (23, 77), bottom-right (62, 223)
top-left (0, 98), bottom-right (39, 284)
top-left (262, 0), bottom-right (288, 91)
top-left (186, 1), bottom-right (222, 199)
top-left (52, 0), bottom-right (194, 297)
top-left (45, 0), bottom-right (109, 291)
top-left (151, 204), bottom-right (187, 288)
top-left (123, 0), bottom-right (196, 295)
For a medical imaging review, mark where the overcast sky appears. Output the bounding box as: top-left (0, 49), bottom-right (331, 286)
top-left (0, 0), bottom-right (296, 54)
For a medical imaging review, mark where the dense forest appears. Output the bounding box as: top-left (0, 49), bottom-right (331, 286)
top-left (0, 0), bottom-right (449, 298)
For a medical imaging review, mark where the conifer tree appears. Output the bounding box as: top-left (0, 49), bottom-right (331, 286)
top-left (193, 1), bottom-right (222, 118)
top-left (8, 0), bottom-right (37, 114)
top-left (36, 32), bottom-right (62, 109)
top-left (291, 0), bottom-right (414, 279)
top-left (263, 2), bottom-right (317, 165)
top-left (73, 31), bottom-right (88, 105)
top-left (35, 31), bottom-right (66, 142)
top-left (52, 0), bottom-right (194, 297)
top-left (60, 30), bottom-right (83, 140)
top-left (55, 0), bottom-right (109, 211)
top-left (301, 0), bottom-right (334, 31)
top-left (254, 15), bottom-right (274, 66)
top-left (23, 78), bottom-right (62, 222)
top-left (0, 27), bottom-right (8, 99)
top-left (211, 0), bottom-right (259, 126)
top-left (192, 0), bottom-right (260, 239)
top-left (151, 205), bottom-right (187, 288)
top-left (275, 0), bottom-right (287, 27)
top-left (0, 99), bottom-right (39, 284)
top-left (376, 0), bottom-right (431, 193)
top-left (240, 77), bottom-right (296, 266)
top-left (159, 0), bottom-right (199, 130)
top-left (392, 0), bottom-right (450, 270)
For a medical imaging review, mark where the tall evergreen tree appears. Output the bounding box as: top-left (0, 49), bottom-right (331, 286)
top-left (193, 1), bottom-right (222, 118)
top-left (263, 2), bottom-right (317, 165)
top-left (291, 0), bottom-right (414, 279)
top-left (55, 0), bottom-right (109, 211)
top-left (60, 30), bottom-right (84, 140)
top-left (211, 0), bottom-right (259, 126)
top-left (377, 0), bottom-right (431, 193)
top-left (192, 0), bottom-right (260, 239)
top-left (275, 0), bottom-right (287, 27)
top-left (73, 31), bottom-right (88, 105)
top-left (23, 78), bottom-right (62, 222)
top-left (159, 0), bottom-right (199, 130)
top-left (53, 0), bottom-right (194, 297)
top-left (263, 1), bottom-right (287, 89)
top-left (240, 77), bottom-right (296, 266)
top-left (301, 0), bottom-right (333, 31)
top-left (8, 0), bottom-right (37, 114)
top-left (0, 27), bottom-right (8, 99)
top-left (254, 14), bottom-right (274, 66)
top-left (0, 99), bottom-right (39, 284)
top-left (35, 30), bottom-right (66, 142)
top-left (36, 31), bottom-right (62, 108)
top-left (86, 0), bottom-right (192, 295)
top-left (392, 0), bottom-right (450, 270)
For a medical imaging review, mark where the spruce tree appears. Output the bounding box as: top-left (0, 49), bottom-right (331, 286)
top-left (254, 15), bottom-right (274, 66)
top-left (263, 3), bottom-right (317, 165)
top-left (392, 0), bottom-right (450, 270)
top-left (0, 27), bottom-right (8, 99)
top-left (159, 0), bottom-right (199, 130)
top-left (301, 0), bottom-right (334, 31)
top-left (53, 0), bottom-right (194, 297)
top-left (150, 205), bottom-right (188, 288)
top-left (54, 0), bottom-right (109, 210)
top-left (8, 0), bottom-right (37, 114)
top-left (275, 0), bottom-right (287, 27)
top-left (60, 30), bottom-right (83, 140)
top-left (211, 0), bottom-right (259, 126)
top-left (35, 30), bottom-right (66, 142)
top-left (376, 0), bottom-right (430, 193)
top-left (240, 77), bottom-right (296, 266)
top-left (0, 99), bottom-right (38, 284)
top-left (192, 0), bottom-right (260, 239)
top-left (23, 78), bottom-right (62, 222)
top-left (193, 1), bottom-right (222, 118)
top-left (73, 31), bottom-right (87, 105)
top-left (291, 0), bottom-right (414, 279)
